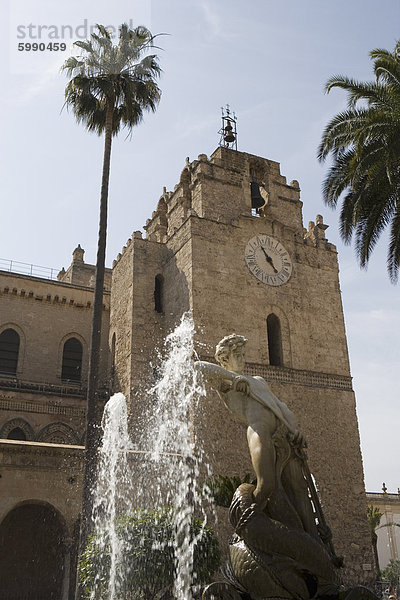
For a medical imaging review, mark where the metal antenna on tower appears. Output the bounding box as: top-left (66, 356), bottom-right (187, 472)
top-left (218, 104), bottom-right (237, 150)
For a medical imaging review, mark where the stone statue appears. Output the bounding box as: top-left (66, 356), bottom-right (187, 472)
top-left (196, 334), bottom-right (375, 600)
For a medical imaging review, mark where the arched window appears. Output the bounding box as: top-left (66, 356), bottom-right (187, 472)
top-left (267, 314), bottom-right (283, 366)
top-left (0, 328), bottom-right (20, 375)
top-left (7, 427), bottom-right (27, 441)
top-left (110, 332), bottom-right (117, 391)
top-left (61, 337), bottom-right (83, 382)
top-left (0, 418), bottom-right (34, 441)
top-left (111, 333), bottom-right (116, 370)
top-left (154, 274), bottom-right (163, 313)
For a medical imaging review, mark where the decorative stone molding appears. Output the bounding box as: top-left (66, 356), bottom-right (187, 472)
top-left (36, 422), bottom-right (80, 445)
top-left (0, 379), bottom-right (109, 400)
top-left (200, 356), bottom-right (353, 391)
top-left (246, 362), bottom-right (352, 390)
top-left (366, 491), bottom-right (400, 503)
top-left (0, 272), bottom-right (111, 310)
top-left (0, 417), bottom-right (35, 440)
top-left (0, 378), bottom-right (86, 398)
top-left (0, 440), bottom-right (84, 468)
top-left (0, 396), bottom-right (85, 417)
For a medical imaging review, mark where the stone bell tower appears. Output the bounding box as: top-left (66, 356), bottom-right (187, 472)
top-left (110, 146), bottom-right (373, 585)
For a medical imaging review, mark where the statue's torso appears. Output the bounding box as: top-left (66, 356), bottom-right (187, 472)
top-left (221, 375), bottom-right (296, 433)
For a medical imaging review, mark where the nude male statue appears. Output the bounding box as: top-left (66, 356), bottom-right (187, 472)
top-left (197, 335), bottom-right (380, 600)
top-left (195, 333), bottom-right (319, 539)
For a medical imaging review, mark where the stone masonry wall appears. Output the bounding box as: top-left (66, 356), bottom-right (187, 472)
top-left (0, 388), bottom-right (86, 445)
top-left (0, 440), bottom-right (84, 599)
top-left (0, 271), bottom-right (110, 387)
top-left (110, 238), bottom-right (135, 397)
top-left (129, 234), bottom-right (166, 407)
top-left (113, 147), bottom-right (374, 585)
top-left (186, 208), bottom-right (371, 582)
top-left (110, 233), bottom-right (167, 421)
top-left (58, 245), bottom-right (112, 290)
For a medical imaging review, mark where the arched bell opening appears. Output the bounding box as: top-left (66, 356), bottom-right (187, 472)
top-left (249, 167), bottom-right (268, 217)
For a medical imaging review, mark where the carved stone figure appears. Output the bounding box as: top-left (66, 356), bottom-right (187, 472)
top-left (196, 334), bottom-right (376, 600)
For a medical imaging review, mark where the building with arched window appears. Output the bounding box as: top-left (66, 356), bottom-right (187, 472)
top-left (61, 337), bottom-right (83, 382)
top-left (0, 246), bottom-right (110, 598)
top-left (0, 328), bottom-right (20, 375)
top-left (367, 488), bottom-right (400, 570)
top-left (109, 147), bottom-right (374, 586)
top-left (0, 147), bottom-right (375, 596)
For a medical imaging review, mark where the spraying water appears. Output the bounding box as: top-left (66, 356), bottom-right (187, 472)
top-left (146, 312), bottom-right (213, 600)
top-left (87, 313), bottom-right (216, 600)
top-left (90, 392), bottom-right (133, 599)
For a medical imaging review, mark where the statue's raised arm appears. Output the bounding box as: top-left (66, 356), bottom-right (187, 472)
top-left (195, 360), bottom-right (239, 393)
top-left (195, 335), bottom-right (297, 433)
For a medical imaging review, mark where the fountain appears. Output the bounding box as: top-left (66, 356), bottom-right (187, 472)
top-left (81, 314), bottom-right (219, 600)
top-left (196, 334), bottom-right (378, 600)
top-left (81, 320), bottom-right (379, 600)
top-left (144, 313), bottom-right (216, 600)
top-left (90, 393), bottom-right (132, 599)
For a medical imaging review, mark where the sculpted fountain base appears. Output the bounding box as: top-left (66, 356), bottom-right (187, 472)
top-left (202, 482), bottom-right (377, 600)
top-left (226, 483), bottom-right (339, 599)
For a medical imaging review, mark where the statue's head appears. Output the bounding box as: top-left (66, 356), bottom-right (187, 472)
top-left (215, 334), bottom-right (248, 372)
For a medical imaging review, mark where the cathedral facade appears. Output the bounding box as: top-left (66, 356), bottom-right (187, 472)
top-left (0, 147), bottom-right (373, 598)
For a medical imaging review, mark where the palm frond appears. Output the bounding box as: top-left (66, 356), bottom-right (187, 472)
top-left (325, 76), bottom-right (390, 109)
top-left (367, 506), bottom-right (383, 531)
top-left (371, 46), bottom-right (400, 90)
top-left (95, 24), bottom-right (112, 40)
top-left (388, 200), bottom-right (400, 283)
top-left (319, 39), bottom-right (400, 281)
top-left (74, 40), bottom-right (94, 53)
top-left (62, 22), bottom-right (162, 137)
top-left (318, 107), bottom-right (377, 160)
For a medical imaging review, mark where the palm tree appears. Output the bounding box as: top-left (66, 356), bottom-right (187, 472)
top-left (367, 505), bottom-right (400, 581)
top-left (62, 23), bottom-right (161, 553)
top-left (318, 40), bottom-right (400, 282)
top-left (367, 505), bottom-right (383, 578)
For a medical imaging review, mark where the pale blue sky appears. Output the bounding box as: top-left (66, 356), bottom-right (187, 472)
top-left (1, 0), bottom-right (399, 492)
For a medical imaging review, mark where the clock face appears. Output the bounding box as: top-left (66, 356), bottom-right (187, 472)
top-left (244, 235), bottom-right (292, 286)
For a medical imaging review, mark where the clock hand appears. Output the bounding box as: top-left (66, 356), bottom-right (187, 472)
top-left (260, 246), bottom-right (278, 273)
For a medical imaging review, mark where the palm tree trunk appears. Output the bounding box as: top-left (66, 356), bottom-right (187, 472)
top-left (75, 100), bottom-right (114, 598)
top-left (372, 531), bottom-right (381, 580)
